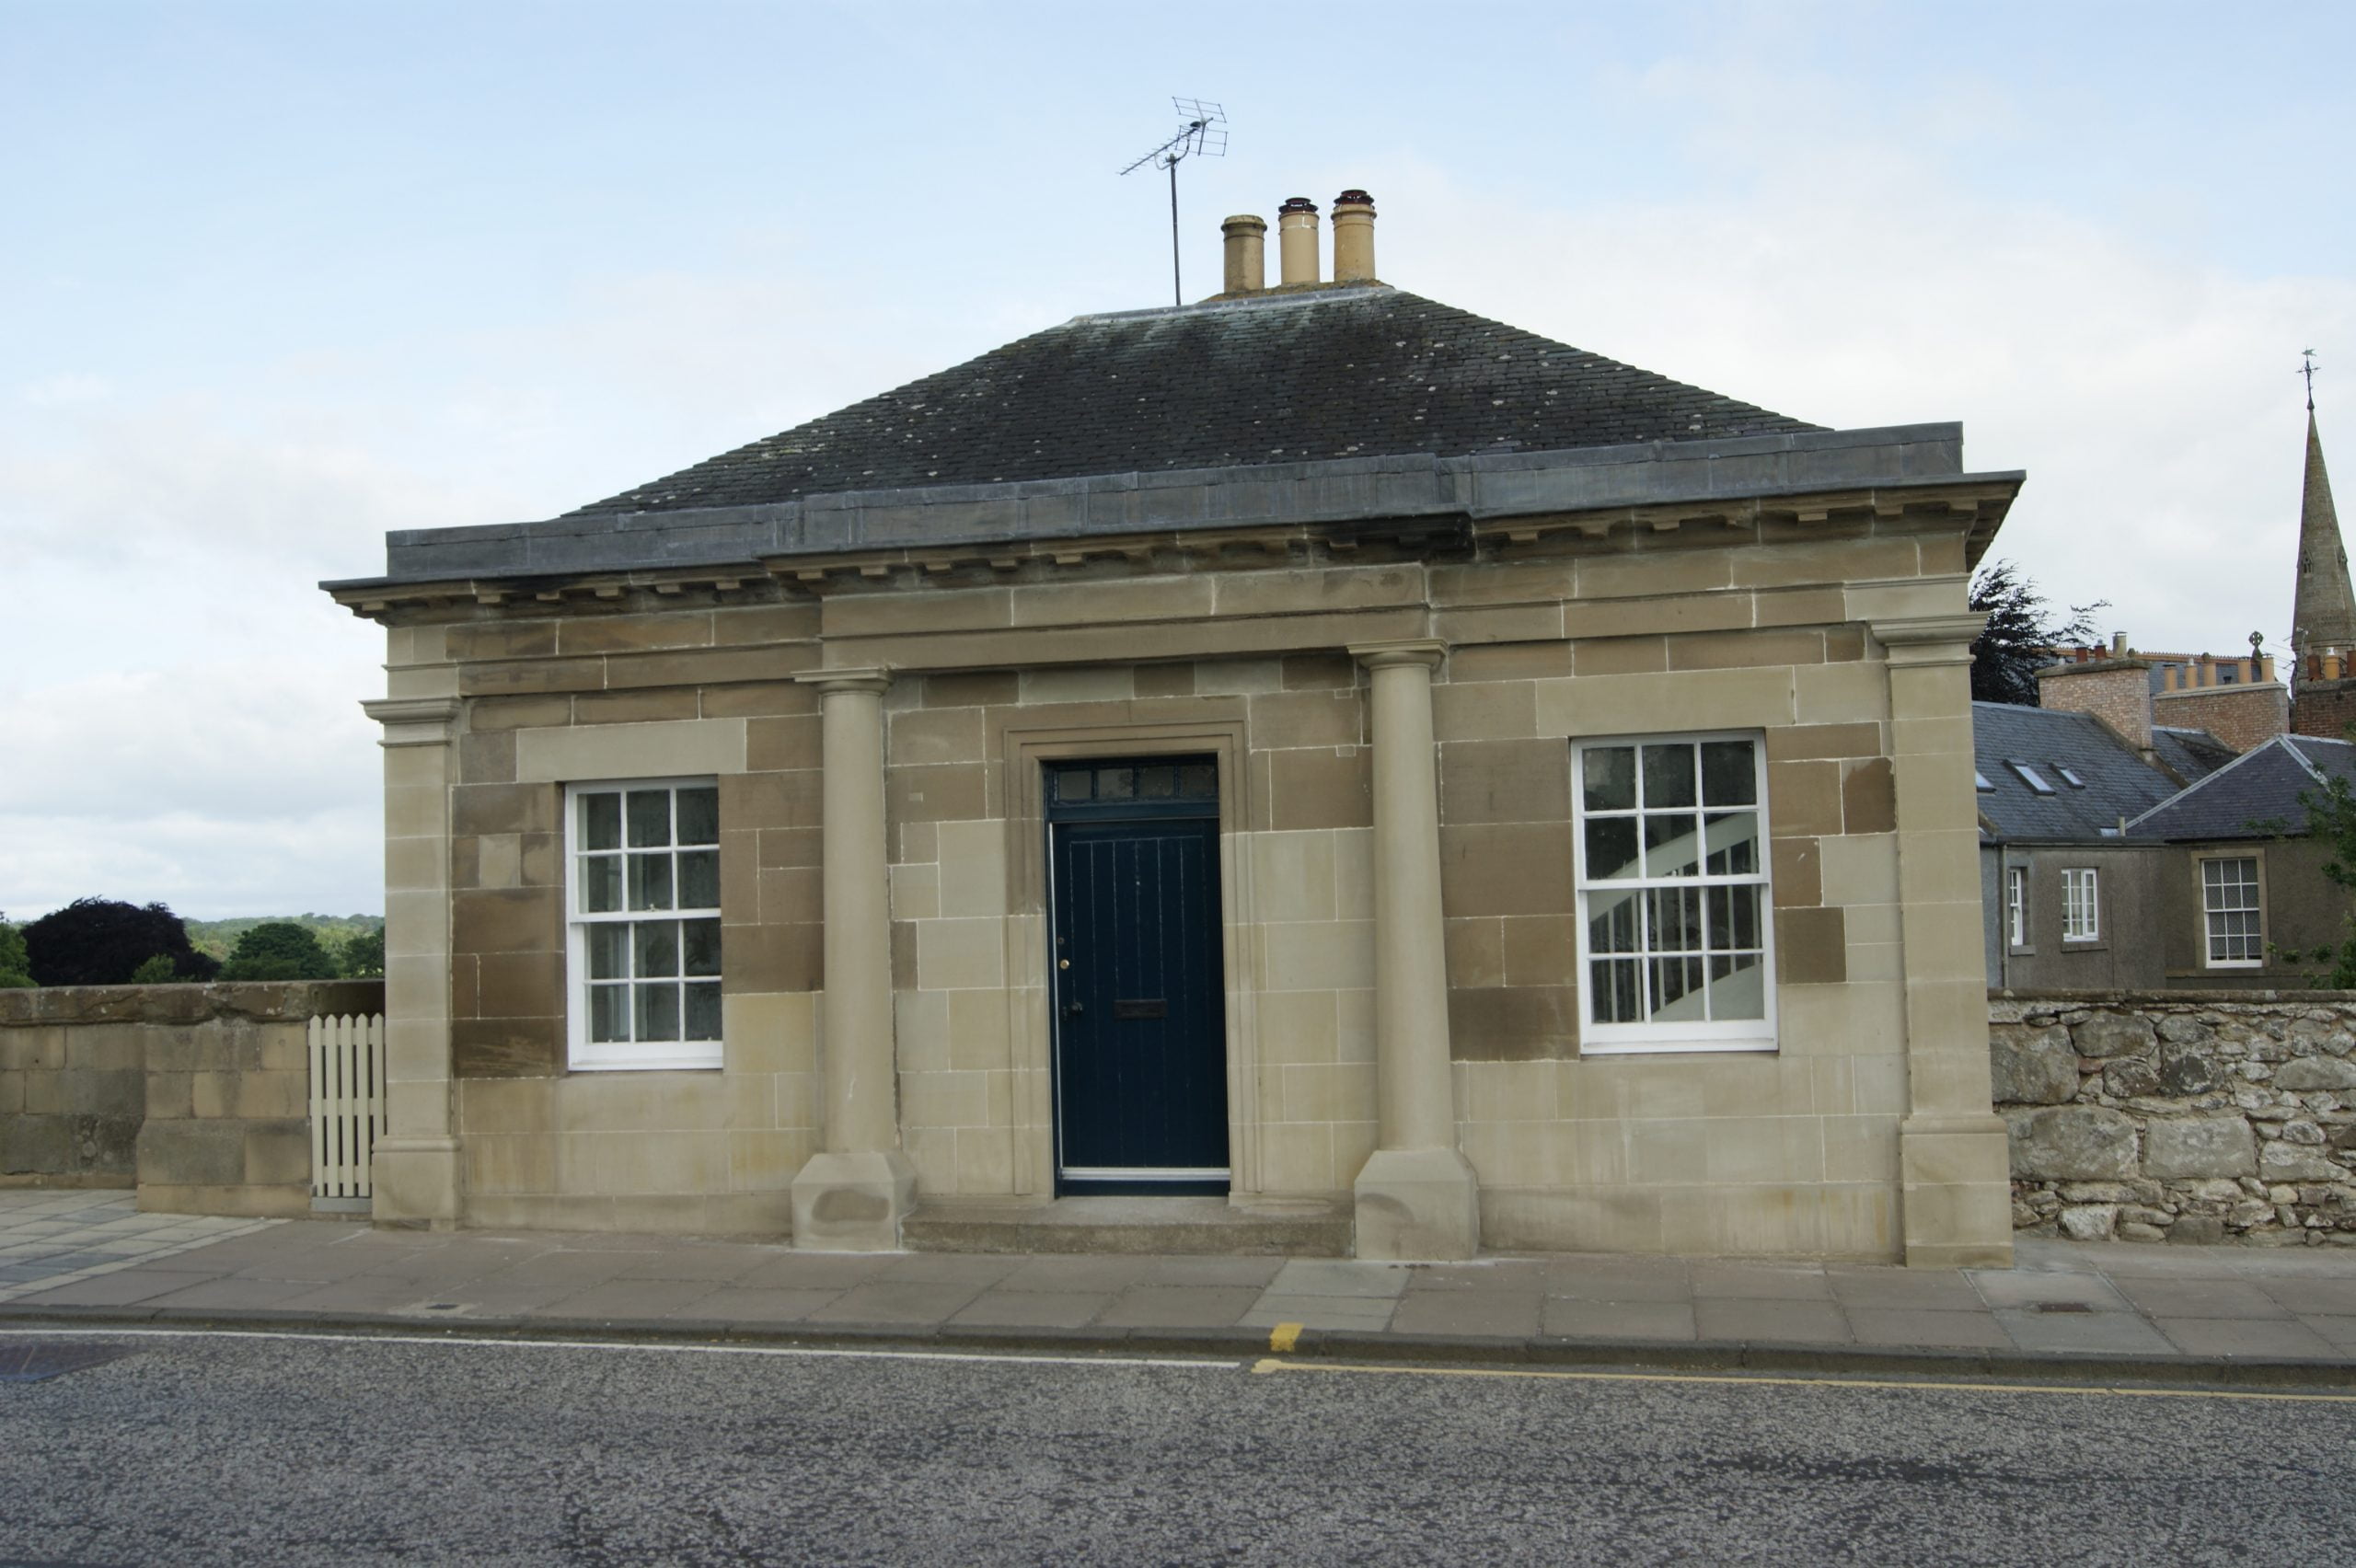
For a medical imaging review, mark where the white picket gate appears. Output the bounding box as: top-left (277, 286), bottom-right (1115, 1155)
top-left (308, 1012), bottom-right (386, 1202)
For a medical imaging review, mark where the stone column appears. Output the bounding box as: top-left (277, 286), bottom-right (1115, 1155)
top-left (1346, 641), bottom-right (1480, 1260)
top-left (361, 694), bottom-right (464, 1227)
top-left (1873, 615), bottom-right (2014, 1269)
top-left (789, 667), bottom-right (916, 1250)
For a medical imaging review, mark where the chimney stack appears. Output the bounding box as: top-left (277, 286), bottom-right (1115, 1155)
top-left (1220, 214), bottom-right (1266, 294)
top-left (2037, 651), bottom-right (2156, 758)
top-left (1277, 197), bottom-right (1320, 286)
top-left (1331, 190), bottom-right (1377, 282)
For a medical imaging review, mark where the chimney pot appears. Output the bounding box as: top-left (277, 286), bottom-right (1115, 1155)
top-left (1219, 213), bottom-right (1266, 295)
top-left (2111, 630), bottom-right (2127, 654)
top-left (1331, 189), bottom-right (1377, 282)
top-left (1276, 197), bottom-right (1321, 286)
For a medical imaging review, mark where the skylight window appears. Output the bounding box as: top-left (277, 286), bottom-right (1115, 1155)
top-left (2007, 759), bottom-right (2057, 795)
top-left (1975, 770), bottom-right (1994, 791)
top-left (2057, 767), bottom-right (2088, 789)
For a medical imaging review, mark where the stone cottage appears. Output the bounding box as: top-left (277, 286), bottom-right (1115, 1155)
top-left (327, 192), bottom-right (2023, 1265)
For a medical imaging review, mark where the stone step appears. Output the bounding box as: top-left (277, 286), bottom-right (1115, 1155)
top-left (903, 1194), bottom-right (1353, 1257)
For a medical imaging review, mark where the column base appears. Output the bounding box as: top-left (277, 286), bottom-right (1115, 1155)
top-left (1352, 1147), bottom-right (1480, 1261)
top-left (791, 1148), bottom-right (918, 1251)
top-left (370, 1137), bottom-right (462, 1228)
top-left (1900, 1115), bottom-right (2014, 1269)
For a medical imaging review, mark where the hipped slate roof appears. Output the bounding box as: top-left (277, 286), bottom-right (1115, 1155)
top-left (567, 285), bottom-right (1823, 517)
top-left (1972, 702), bottom-right (2196, 843)
top-left (2127, 734), bottom-right (2356, 842)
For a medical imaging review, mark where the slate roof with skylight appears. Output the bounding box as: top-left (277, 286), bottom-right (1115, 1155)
top-left (1971, 701), bottom-right (2206, 842)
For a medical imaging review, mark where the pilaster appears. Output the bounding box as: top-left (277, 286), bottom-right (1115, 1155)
top-left (1872, 614), bottom-right (2013, 1268)
top-left (361, 693), bottom-right (464, 1227)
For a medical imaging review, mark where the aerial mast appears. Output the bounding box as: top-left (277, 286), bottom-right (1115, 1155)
top-left (1120, 98), bottom-right (1228, 307)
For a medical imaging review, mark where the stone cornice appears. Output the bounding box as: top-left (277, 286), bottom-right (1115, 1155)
top-left (361, 697), bottom-right (461, 747)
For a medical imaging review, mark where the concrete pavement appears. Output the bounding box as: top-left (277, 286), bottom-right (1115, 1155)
top-left (3, 1190), bottom-right (2353, 1382)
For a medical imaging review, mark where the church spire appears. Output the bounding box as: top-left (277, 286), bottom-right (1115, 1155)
top-left (2292, 396), bottom-right (2356, 668)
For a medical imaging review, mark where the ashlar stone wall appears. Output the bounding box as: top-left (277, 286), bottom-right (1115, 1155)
top-left (0, 981), bottom-right (384, 1216)
top-left (1992, 991), bottom-right (2356, 1245)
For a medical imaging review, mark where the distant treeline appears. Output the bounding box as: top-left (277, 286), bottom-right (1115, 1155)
top-left (184, 914), bottom-right (384, 962)
top-left (0, 902), bottom-right (385, 987)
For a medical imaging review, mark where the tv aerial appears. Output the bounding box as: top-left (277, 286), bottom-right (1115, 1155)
top-left (1121, 98), bottom-right (1227, 306)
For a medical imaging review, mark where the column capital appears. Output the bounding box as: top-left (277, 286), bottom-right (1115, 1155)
top-left (361, 697), bottom-right (460, 747)
top-left (793, 665), bottom-right (894, 696)
top-left (1348, 639), bottom-right (1448, 673)
top-left (1870, 614), bottom-right (1987, 668)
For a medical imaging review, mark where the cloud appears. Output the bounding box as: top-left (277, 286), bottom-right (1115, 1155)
top-left (1373, 83), bottom-right (2354, 656)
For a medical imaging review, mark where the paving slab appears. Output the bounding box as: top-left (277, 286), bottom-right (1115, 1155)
top-left (805, 1280), bottom-right (987, 1326)
top-left (1540, 1298), bottom-right (1698, 1340)
top-left (1387, 1291), bottom-right (1542, 1339)
top-left (1240, 1295), bottom-right (1399, 1332)
top-left (664, 1286), bottom-right (843, 1324)
top-left (1693, 1297), bottom-right (1851, 1343)
top-left (1094, 1286), bottom-right (1261, 1329)
top-left (2110, 1276), bottom-right (2293, 1320)
top-left (2153, 1317), bottom-right (2345, 1359)
top-left (949, 1290), bottom-right (1117, 1330)
top-left (1266, 1260), bottom-right (1414, 1298)
top-left (1993, 1308), bottom-right (2177, 1356)
top-left (1845, 1308), bottom-right (2015, 1350)
top-left (531, 1278), bottom-right (722, 1320)
top-left (1690, 1262), bottom-right (1834, 1300)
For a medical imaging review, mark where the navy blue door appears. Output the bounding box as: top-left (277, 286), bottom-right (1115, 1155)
top-left (1047, 759), bottom-right (1227, 1194)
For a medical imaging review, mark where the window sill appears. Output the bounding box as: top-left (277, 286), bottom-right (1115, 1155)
top-left (1579, 1039), bottom-right (1776, 1057)
top-left (569, 1046), bottom-right (725, 1073)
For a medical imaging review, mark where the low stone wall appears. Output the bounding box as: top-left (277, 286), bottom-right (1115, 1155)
top-left (0, 981), bottom-right (385, 1216)
top-left (1992, 990), bottom-right (2356, 1247)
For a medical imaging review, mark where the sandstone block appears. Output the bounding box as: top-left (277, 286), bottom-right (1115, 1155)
top-left (1990, 1024), bottom-right (2077, 1105)
top-left (2071, 1013), bottom-right (2156, 1060)
top-left (2143, 1117), bottom-right (2258, 1179)
top-left (2007, 1105), bottom-right (2138, 1181)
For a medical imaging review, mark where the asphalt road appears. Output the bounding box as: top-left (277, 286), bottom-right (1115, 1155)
top-left (3, 1329), bottom-right (2353, 1566)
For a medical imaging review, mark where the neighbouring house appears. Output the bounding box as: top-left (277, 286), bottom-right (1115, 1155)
top-left (326, 191), bottom-right (2025, 1266)
top-left (1979, 406), bottom-right (2356, 991)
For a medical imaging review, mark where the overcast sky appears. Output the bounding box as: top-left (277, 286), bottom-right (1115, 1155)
top-left (5, 0), bottom-right (2352, 920)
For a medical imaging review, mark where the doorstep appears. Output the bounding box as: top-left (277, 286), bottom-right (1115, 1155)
top-left (901, 1193), bottom-right (1352, 1257)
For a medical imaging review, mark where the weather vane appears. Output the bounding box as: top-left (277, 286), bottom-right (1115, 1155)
top-left (1121, 98), bottom-right (1228, 307)
top-left (2304, 349), bottom-right (2320, 410)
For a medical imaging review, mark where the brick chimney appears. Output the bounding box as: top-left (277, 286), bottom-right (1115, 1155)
top-left (2153, 681), bottom-right (2290, 754)
top-left (2037, 651), bottom-right (2154, 757)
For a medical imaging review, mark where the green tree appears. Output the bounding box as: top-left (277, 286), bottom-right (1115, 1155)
top-left (217, 921), bottom-right (340, 982)
top-left (23, 898), bottom-right (219, 985)
top-left (0, 913), bottom-right (33, 989)
top-left (128, 954), bottom-right (179, 985)
top-left (1968, 559), bottom-right (2108, 707)
top-left (338, 927), bottom-right (386, 979)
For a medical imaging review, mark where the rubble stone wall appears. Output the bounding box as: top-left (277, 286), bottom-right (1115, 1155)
top-left (1992, 990), bottom-right (2356, 1246)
